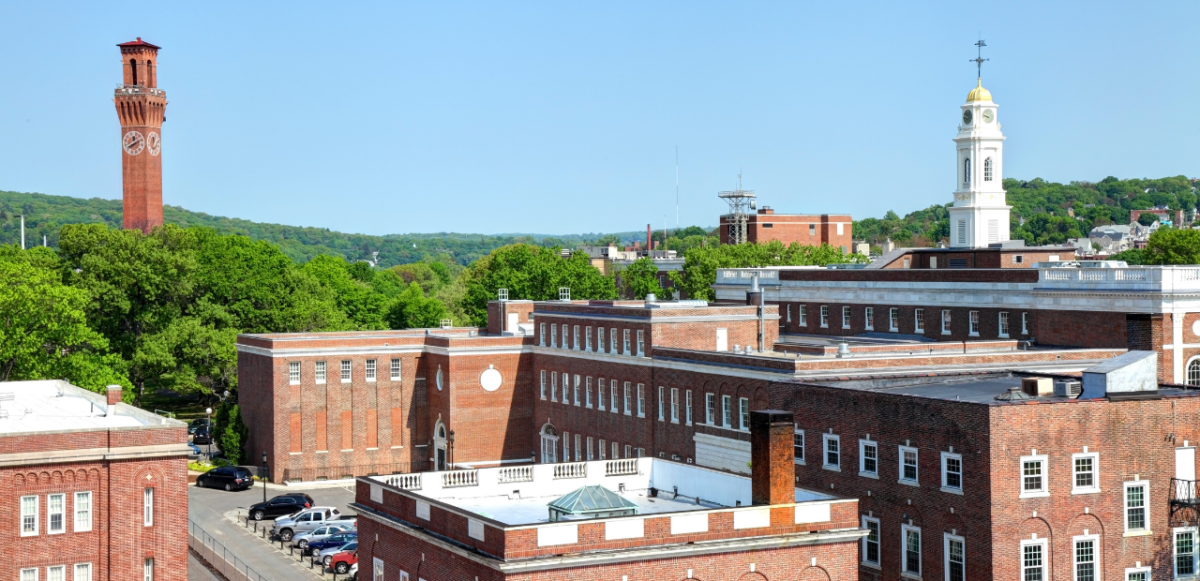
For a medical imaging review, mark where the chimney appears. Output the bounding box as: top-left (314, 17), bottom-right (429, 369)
top-left (105, 385), bottom-right (122, 416)
top-left (750, 409), bottom-right (795, 506)
top-left (647, 224), bottom-right (652, 252)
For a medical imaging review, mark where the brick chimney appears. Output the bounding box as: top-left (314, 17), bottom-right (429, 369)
top-left (105, 385), bottom-right (122, 416)
top-left (750, 409), bottom-right (795, 506)
top-left (646, 224), bottom-right (652, 252)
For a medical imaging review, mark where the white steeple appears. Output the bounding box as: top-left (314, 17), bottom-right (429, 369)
top-left (948, 77), bottom-right (1009, 249)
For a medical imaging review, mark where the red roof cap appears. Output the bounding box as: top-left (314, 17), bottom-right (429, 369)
top-left (117, 37), bottom-right (161, 50)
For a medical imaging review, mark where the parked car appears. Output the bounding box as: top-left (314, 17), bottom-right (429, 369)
top-left (247, 493), bottom-right (315, 521)
top-left (187, 443), bottom-right (202, 456)
top-left (293, 525), bottom-right (352, 551)
top-left (195, 466), bottom-right (254, 491)
top-left (188, 418), bottom-right (213, 435)
top-left (348, 563), bottom-right (357, 580)
top-left (330, 548), bottom-right (358, 574)
top-left (192, 427), bottom-right (213, 445)
top-left (305, 530), bottom-right (357, 555)
top-left (272, 507), bottom-right (343, 542)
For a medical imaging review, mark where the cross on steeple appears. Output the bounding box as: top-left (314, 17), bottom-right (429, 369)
top-left (970, 39), bottom-right (989, 79)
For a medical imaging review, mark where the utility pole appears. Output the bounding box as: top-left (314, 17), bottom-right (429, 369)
top-left (20, 215), bottom-right (25, 250)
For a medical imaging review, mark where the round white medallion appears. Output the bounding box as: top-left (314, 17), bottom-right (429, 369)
top-left (480, 366), bottom-right (502, 392)
top-left (436, 366), bottom-right (443, 391)
top-left (1192, 321), bottom-right (1200, 336)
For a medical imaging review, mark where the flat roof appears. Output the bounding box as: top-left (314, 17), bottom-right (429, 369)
top-left (0, 380), bottom-right (173, 434)
top-left (808, 371), bottom-right (1196, 404)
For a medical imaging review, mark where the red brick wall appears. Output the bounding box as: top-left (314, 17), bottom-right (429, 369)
top-left (721, 213), bottom-right (854, 252)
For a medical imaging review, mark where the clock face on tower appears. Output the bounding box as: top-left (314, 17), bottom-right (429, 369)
top-left (122, 131), bottom-right (145, 156)
top-left (147, 132), bottom-right (161, 156)
top-left (962, 109), bottom-right (973, 125)
top-left (982, 109), bottom-right (994, 123)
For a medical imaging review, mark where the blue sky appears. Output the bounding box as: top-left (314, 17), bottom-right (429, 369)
top-left (1, 1), bottom-right (1197, 236)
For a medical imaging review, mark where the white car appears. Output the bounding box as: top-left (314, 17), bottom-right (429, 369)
top-left (291, 524), bottom-right (353, 550)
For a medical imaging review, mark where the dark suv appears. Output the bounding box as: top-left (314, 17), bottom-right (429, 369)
top-left (188, 418), bottom-right (213, 435)
top-left (192, 427), bottom-right (213, 445)
top-left (196, 466), bottom-right (254, 491)
top-left (248, 493), bottom-right (316, 521)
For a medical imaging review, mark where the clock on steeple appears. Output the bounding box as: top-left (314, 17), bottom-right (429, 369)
top-left (114, 38), bottom-right (167, 234)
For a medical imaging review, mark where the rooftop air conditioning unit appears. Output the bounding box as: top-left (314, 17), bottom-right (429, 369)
top-left (1021, 377), bottom-right (1053, 397)
top-left (1054, 380), bottom-right (1082, 398)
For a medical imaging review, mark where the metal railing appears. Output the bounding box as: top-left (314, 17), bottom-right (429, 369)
top-left (1170, 478), bottom-right (1200, 526)
top-left (188, 519), bottom-right (271, 581)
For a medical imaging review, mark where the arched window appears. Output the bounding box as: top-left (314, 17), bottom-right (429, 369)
top-left (984, 157), bottom-right (993, 181)
top-left (1188, 358), bottom-right (1200, 386)
top-left (963, 157), bottom-right (971, 187)
top-left (130, 59), bottom-right (138, 86)
top-left (437, 424), bottom-right (446, 439)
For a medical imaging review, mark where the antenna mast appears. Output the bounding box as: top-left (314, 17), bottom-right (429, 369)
top-left (675, 146), bottom-right (679, 232)
top-left (718, 173), bottom-right (756, 245)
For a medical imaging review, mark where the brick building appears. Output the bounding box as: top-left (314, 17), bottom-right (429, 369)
top-left (1, 381), bottom-right (190, 581)
top-left (115, 38), bottom-right (167, 233)
top-left (720, 207), bottom-right (854, 251)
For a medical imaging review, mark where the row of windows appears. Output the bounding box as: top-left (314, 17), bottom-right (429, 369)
top-left (786, 305), bottom-right (1029, 337)
top-left (802, 433), bottom-right (964, 493)
top-left (18, 491), bottom-right (100, 536)
top-left (19, 564), bottom-right (95, 581)
top-left (859, 520), bottom-right (963, 580)
top-left (538, 323), bottom-right (645, 357)
top-left (962, 156), bottom-right (995, 186)
top-left (538, 373), bottom-right (752, 432)
top-left (544, 430), bottom-right (644, 463)
top-left (288, 358), bottom-right (402, 385)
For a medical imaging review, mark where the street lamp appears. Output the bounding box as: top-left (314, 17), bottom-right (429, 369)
top-left (262, 451), bottom-right (269, 504)
top-left (205, 407), bottom-right (213, 459)
top-left (448, 430), bottom-right (455, 470)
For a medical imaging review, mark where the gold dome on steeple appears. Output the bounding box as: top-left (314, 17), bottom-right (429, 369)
top-left (966, 78), bottom-right (992, 102)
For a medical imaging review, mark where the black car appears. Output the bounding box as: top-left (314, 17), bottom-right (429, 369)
top-left (188, 418), bottom-right (213, 435)
top-left (196, 466), bottom-right (254, 491)
top-left (192, 427), bottom-right (213, 445)
top-left (248, 493), bottom-right (316, 521)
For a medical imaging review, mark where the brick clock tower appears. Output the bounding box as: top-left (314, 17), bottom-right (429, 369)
top-left (114, 38), bottom-right (167, 233)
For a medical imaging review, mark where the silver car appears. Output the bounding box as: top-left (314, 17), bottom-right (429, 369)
top-left (318, 540), bottom-right (358, 567)
top-left (272, 507), bottom-right (341, 542)
top-left (291, 524), bottom-right (352, 550)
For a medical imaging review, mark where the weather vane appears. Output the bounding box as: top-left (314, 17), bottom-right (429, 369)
top-left (970, 39), bottom-right (989, 79)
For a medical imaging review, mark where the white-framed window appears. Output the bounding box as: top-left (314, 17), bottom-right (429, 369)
top-left (738, 397), bottom-right (749, 431)
top-left (539, 323), bottom-right (546, 346)
top-left (47, 569), bottom-right (64, 581)
top-left (786, 304), bottom-right (792, 323)
top-left (20, 495), bottom-right (37, 536)
top-left (623, 329), bottom-right (631, 354)
top-left (637, 330), bottom-right (645, 356)
top-left (823, 434), bottom-right (840, 470)
top-left (657, 386), bottom-right (665, 420)
top-left (670, 388), bottom-right (680, 423)
top-left (615, 442), bottom-right (622, 459)
top-left (902, 524), bottom-right (922, 578)
top-left (550, 372), bottom-right (557, 402)
top-left (573, 325), bottom-right (579, 350)
top-left (842, 306), bottom-right (851, 329)
top-left (1022, 312), bottom-right (1029, 335)
top-left (574, 434), bottom-right (581, 461)
top-left (945, 533), bottom-right (965, 581)
top-left (562, 372), bottom-right (569, 402)
top-left (799, 304), bottom-right (808, 325)
top-left (794, 428), bottom-right (805, 464)
top-left (610, 328), bottom-right (618, 353)
top-left (860, 439), bottom-right (878, 476)
top-left (390, 358), bottom-right (402, 381)
top-left (562, 324), bottom-right (568, 349)
top-left (861, 516), bottom-right (881, 567)
top-left (143, 488), bottom-right (154, 527)
top-left (636, 384), bottom-right (645, 417)
top-left (586, 437), bottom-right (594, 461)
top-left (340, 360), bottom-right (351, 383)
top-left (585, 377), bottom-right (593, 408)
top-left (1021, 454), bottom-right (1049, 497)
top-left (820, 305), bottom-right (829, 328)
top-left (1074, 534), bottom-right (1098, 581)
top-left (942, 452), bottom-right (963, 493)
top-left (597, 327), bottom-right (605, 352)
top-left (611, 380), bottom-right (619, 414)
top-left (1021, 538), bottom-right (1048, 581)
top-left (597, 377), bottom-right (605, 410)
top-left (1073, 452), bottom-right (1100, 494)
top-left (540, 370), bottom-right (547, 400)
top-left (74, 492), bottom-right (92, 532)
top-left (47, 494), bottom-right (65, 534)
top-left (865, 307), bottom-right (874, 330)
top-left (599, 439), bottom-right (606, 460)
top-left (915, 308), bottom-right (925, 333)
top-left (684, 390), bottom-right (692, 425)
top-left (144, 558), bottom-right (154, 581)
top-left (288, 362), bottom-right (301, 385)
top-left (1125, 481), bottom-right (1148, 533)
top-left (1125, 566), bottom-right (1150, 581)
top-left (315, 360), bottom-right (326, 384)
top-left (372, 558), bottom-right (384, 581)
top-left (899, 446), bottom-right (919, 485)
top-left (941, 310), bottom-right (952, 335)
top-left (999, 312), bottom-right (1010, 338)
top-left (585, 326), bottom-right (592, 351)
top-left (722, 395), bottom-right (733, 428)
top-left (563, 431), bottom-right (569, 459)
top-left (889, 308), bottom-right (899, 332)
top-left (20, 569), bottom-right (37, 581)
top-left (550, 324), bottom-right (556, 347)
top-left (1176, 527), bottom-right (1198, 578)
top-left (706, 393), bottom-right (716, 425)
top-left (624, 382), bottom-right (632, 416)
top-left (365, 359), bottom-right (376, 382)
top-left (573, 374), bottom-right (581, 406)
top-left (968, 311), bottom-right (979, 336)
top-left (984, 157), bottom-right (993, 181)
top-left (74, 564), bottom-right (92, 581)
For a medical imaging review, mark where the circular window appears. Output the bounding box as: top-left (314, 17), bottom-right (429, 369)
top-left (436, 366), bottom-right (443, 391)
top-left (480, 366), bottom-right (503, 392)
top-left (1193, 320), bottom-right (1200, 337)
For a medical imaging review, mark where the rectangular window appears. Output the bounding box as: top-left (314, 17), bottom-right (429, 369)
top-left (365, 359), bottom-right (376, 382)
top-left (1022, 455), bottom-right (1048, 496)
top-left (786, 304), bottom-right (792, 323)
top-left (540, 323), bottom-right (546, 346)
top-left (1125, 481), bottom-right (1148, 532)
top-left (611, 380), bottom-right (618, 414)
top-left (1075, 536), bottom-right (1097, 581)
top-left (598, 377), bottom-right (606, 410)
top-left (842, 306), bottom-right (851, 329)
top-left (47, 568), bottom-right (64, 581)
top-left (865, 307), bottom-right (874, 330)
top-left (614, 442), bottom-right (620, 459)
top-left (550, 372), bottom-right (557, 401)
top-left (625, 445), bottom-right (632, 459)
top-left (1073, 453), bottom-right (1100, 494)
top-left (562, 324), bottom-right (569, 348)
top-left (902, 525), bottom-right (921, 577)
top-left (636, 384), bottom-right (645, 417)
top-left (143, 488), bottom-right (153, 527)
top-left (21, 495), bottom-right (37, 536)
top-left (74, 564), bottom-right (92, 581)
top-left (637, 330), bottom-right (645, 356)
top-left (623, 382), bottom-right (631, 415)
top-left (573, 374), bottom-right (580, 406)
top-left (540, 370), bottom-right (547, 400)
top-left (1176, 527), bottom-right (1198, 578)
top-left (862, 516), bottom-right (880, 567)
top-left (623, 329), bottom-right (631, 355)
top-left (288, 362), bottom-right (301, 385)
top-left (945, 534), bottom-right (965, 581)
top-left (315, 360), bottom-right (326, 384)
top-left (390, 358), bottom-right (401, 380)
top-left (586, 377), bottom-right (593, 408)
top-left (941, 310), bottom-right (952, 335)
top-left (610, 328), bottom-right (617, 353)
top-left (597, 327), bottom-right (604, 352)
top-left (20, 569), bottom-right (36, 581)
top-left (340, 360), bottom-right (351, 383)
top-left (670, 388), bottom-right (679, 423)
top-left (573, 325), bottom-right (579, 350)
top-left (684, 390), bottom-right (692, 425)
top-left (915, 308), bottom-right (925, 333)
top-left (599, 439), bottom-right (606, 460)
top-left (585, 327), bottom-right (592, 351)
top-left (1126, 568), bottom-right (1149, 581)
top-left (999, 312), bottom-right (1010, 338)
top-left (586, 437), bottom-right (593, 460)
top-left (563, 431), bottom-right (569, 460)
top-left (738, 397), bottom-right (749, 431)
top-left (47, 494), bottom-right (64, 534)
top-left (899, 446), bottom-right (918, 484)
top-left (706, 393), bottom-right (716, 425)
top-left (823, 434), bottom-right (840, 470)
top-left (820, 305), bottom-right (829, 328)
top-left (562, 372), bottom-right (569, 403)
top-left (144, 559), bottom-right (154, 581)
top-left (889, 308), bottom-right (898, 332)
top-left (794, 428), bottom-right (805, 464)
top-left (574, 434), bottom-right (581, 462)
top-left (942, 452), bottom-right (963, 492)
top-left (373, 558), bottom-right (384, 581)
top-left (722, 395), bottom-right (732, 428)
top-left (859, 440), bottom-right (878, 476)
top-left (968, 311), bottom-right (979, 336)
top-left (1022, 312), bottom-right (1029, 335)
top-left (1022, 539), bottom-right (1047, 581)
top-left (550, 324), bottom-right (556, 348)
top-left (809, 224), bottom-right (816, 235)
top-left (74, 492), bottom-right (92, 532)
top-left (799, 304), bottom-right (808, 325)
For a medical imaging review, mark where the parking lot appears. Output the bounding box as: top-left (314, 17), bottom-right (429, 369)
top-left (189, 480), bottom-right (359, 580)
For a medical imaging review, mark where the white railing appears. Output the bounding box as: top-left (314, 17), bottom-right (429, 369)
top-left (384, 473), bottom-right (422, 490)
top-left (553, 462), bottom-right (587, 479)
top-left (1115, 270), bottom-right (1148, 281)
top-left (442, 469), bottom-right (479, 488)
top-left (605, 459), bottom-right (638, 476)
top-left (497, 466), bottom-right (534, 483)
top-left (1037, 266), bottom-right (1200, 293)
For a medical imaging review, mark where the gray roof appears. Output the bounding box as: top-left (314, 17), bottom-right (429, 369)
top-left (548, 485), bottom-right (638, 515)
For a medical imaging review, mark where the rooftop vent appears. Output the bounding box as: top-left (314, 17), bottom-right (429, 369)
top-left (497, 288), bottom-right (509, 302)
top-left (645, 293), bottom-right (657, 303)
top-left (1055, 380), bottom-right (1082, 398)
top-left (995, 387), bottom-right (1035, 402)
top-left (1021, 377), bottom-right (1053, 397)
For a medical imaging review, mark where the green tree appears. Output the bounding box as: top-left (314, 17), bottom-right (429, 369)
top-left (215, 402), bottom-right (249, 465)
top-left (386, 282), bottom-right (449, 329)
top-left (669, 241), bottom-right (860, 301)
top-left (617, 258), bottom-right (666, 299)
top-left (1142, 228), bottom-right (1200, 265)
top-left (302, 255), bottom-right (389, 329)
top-left (461, 244), bottom-right (617, 325)
top-left (1137, 213), bottom-right (1160, 227)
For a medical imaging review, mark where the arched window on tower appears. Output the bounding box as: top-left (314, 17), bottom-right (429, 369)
top-left (963, 157), bottom-right (971, 187)
top-left (1188, 358), bottom-right (1200, 386)
top-left (984, 158), bottom-right (993, 181)
top-left (130, 59), bottom-right (138, 86)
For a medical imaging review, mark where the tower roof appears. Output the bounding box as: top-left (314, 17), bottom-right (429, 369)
top-left (966, 78), bottom-right (992, 103)
top-left (117, 37), bottom-right (161, 50)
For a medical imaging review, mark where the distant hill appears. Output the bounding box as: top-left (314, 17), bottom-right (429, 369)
top-left (0, 190), bottom-right (672, 267)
